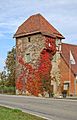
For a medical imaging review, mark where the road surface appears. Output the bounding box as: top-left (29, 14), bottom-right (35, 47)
top-left (0, 94), bottom-right (77, 120)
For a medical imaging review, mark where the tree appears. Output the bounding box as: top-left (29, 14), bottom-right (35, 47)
top-left (0, 69), bottom-right (6, 93)
top-left (5, 47), bottom-right (16, 87)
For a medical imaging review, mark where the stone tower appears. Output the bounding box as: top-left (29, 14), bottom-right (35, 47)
top-left (14, 14), bottom-right (64, 95)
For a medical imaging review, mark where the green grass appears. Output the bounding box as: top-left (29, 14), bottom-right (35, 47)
top-left (0, 106), bottom-right (46, 120)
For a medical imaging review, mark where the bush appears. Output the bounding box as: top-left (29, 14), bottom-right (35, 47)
top-left (0, 86), bottom-right (15, 94)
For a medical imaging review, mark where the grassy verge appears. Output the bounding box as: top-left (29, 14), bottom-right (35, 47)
top-left (0, 106), bottom-right (46, 120)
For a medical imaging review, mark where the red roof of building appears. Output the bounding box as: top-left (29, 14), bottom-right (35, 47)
top-left (14, 14), bottom-right (64, 39)
top-left (61, 43), bottom-right (77, 75)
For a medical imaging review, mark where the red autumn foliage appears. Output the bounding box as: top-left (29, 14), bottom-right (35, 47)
top-left (16, 37), bottom-right (56, 96)
top-left (16, 70), bottom-right (26, 91)
top-left (45, 37), bottom-right (56, 55)
top-left (38, 49), bottom-right (52, 76)
top-left (26, 71), bottom-right (42, 96)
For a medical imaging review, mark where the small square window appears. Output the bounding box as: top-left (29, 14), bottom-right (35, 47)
top-left (25, 53), bottom-right (31, 62)
top-left (28, 37), bottom-right (31, 42)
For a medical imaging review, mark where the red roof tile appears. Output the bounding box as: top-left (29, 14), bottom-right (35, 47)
top-left (14, 14), bottom-right (64, 39)
top-left (61, 43), bottom-right (77, 75)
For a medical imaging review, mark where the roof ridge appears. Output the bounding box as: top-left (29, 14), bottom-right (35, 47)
top-left (62, 42), bottom-right (77, 47)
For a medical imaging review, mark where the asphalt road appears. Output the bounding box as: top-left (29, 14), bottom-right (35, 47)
top-left (0, 94), bottom-right (77, 120)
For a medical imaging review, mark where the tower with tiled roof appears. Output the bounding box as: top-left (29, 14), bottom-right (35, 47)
top-left (14, 14), bottom-right (64, 95)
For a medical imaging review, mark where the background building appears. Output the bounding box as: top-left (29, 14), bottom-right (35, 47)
top-left (59, 43), bottom-right (77, 96)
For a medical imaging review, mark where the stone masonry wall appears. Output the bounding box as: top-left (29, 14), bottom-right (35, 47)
top-left (16, 33), bottom-right (45, 94)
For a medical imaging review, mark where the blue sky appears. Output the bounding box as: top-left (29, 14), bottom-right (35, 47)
top-left (0, 0), bottom-right (77, 71)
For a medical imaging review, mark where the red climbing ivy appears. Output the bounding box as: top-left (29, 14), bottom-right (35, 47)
top-left (16, 37), bottom-right (56, 96)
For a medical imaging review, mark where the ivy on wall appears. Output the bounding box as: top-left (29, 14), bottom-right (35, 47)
top-left (16, 37), bottom-right (56, 96)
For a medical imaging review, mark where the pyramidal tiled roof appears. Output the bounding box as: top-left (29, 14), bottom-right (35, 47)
top-left (61, 43), bottom-right (77, 75)
top-left (14, 14), bottom-right (64, 39)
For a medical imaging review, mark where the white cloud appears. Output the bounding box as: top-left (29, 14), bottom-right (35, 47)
top-left (0, 0), bottom-right (77, 70)
top-left (0, 32), bottom-right (5, 37)
top-left (0, 0), bottom-right (77, 40)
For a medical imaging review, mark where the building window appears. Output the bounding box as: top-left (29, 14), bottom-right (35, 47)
top-left (64, 83), bottom-right (69, 91)
top-left (28, 37), bottom-right (31, 42)
top-left (70, 51), bottom-right (76, 64)
top-left (25, 53), bottom-right (31, 62)
top-left (58, 44), bottom-right (61, 52)
top-left (56, 39), bottom-right (62, 52)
